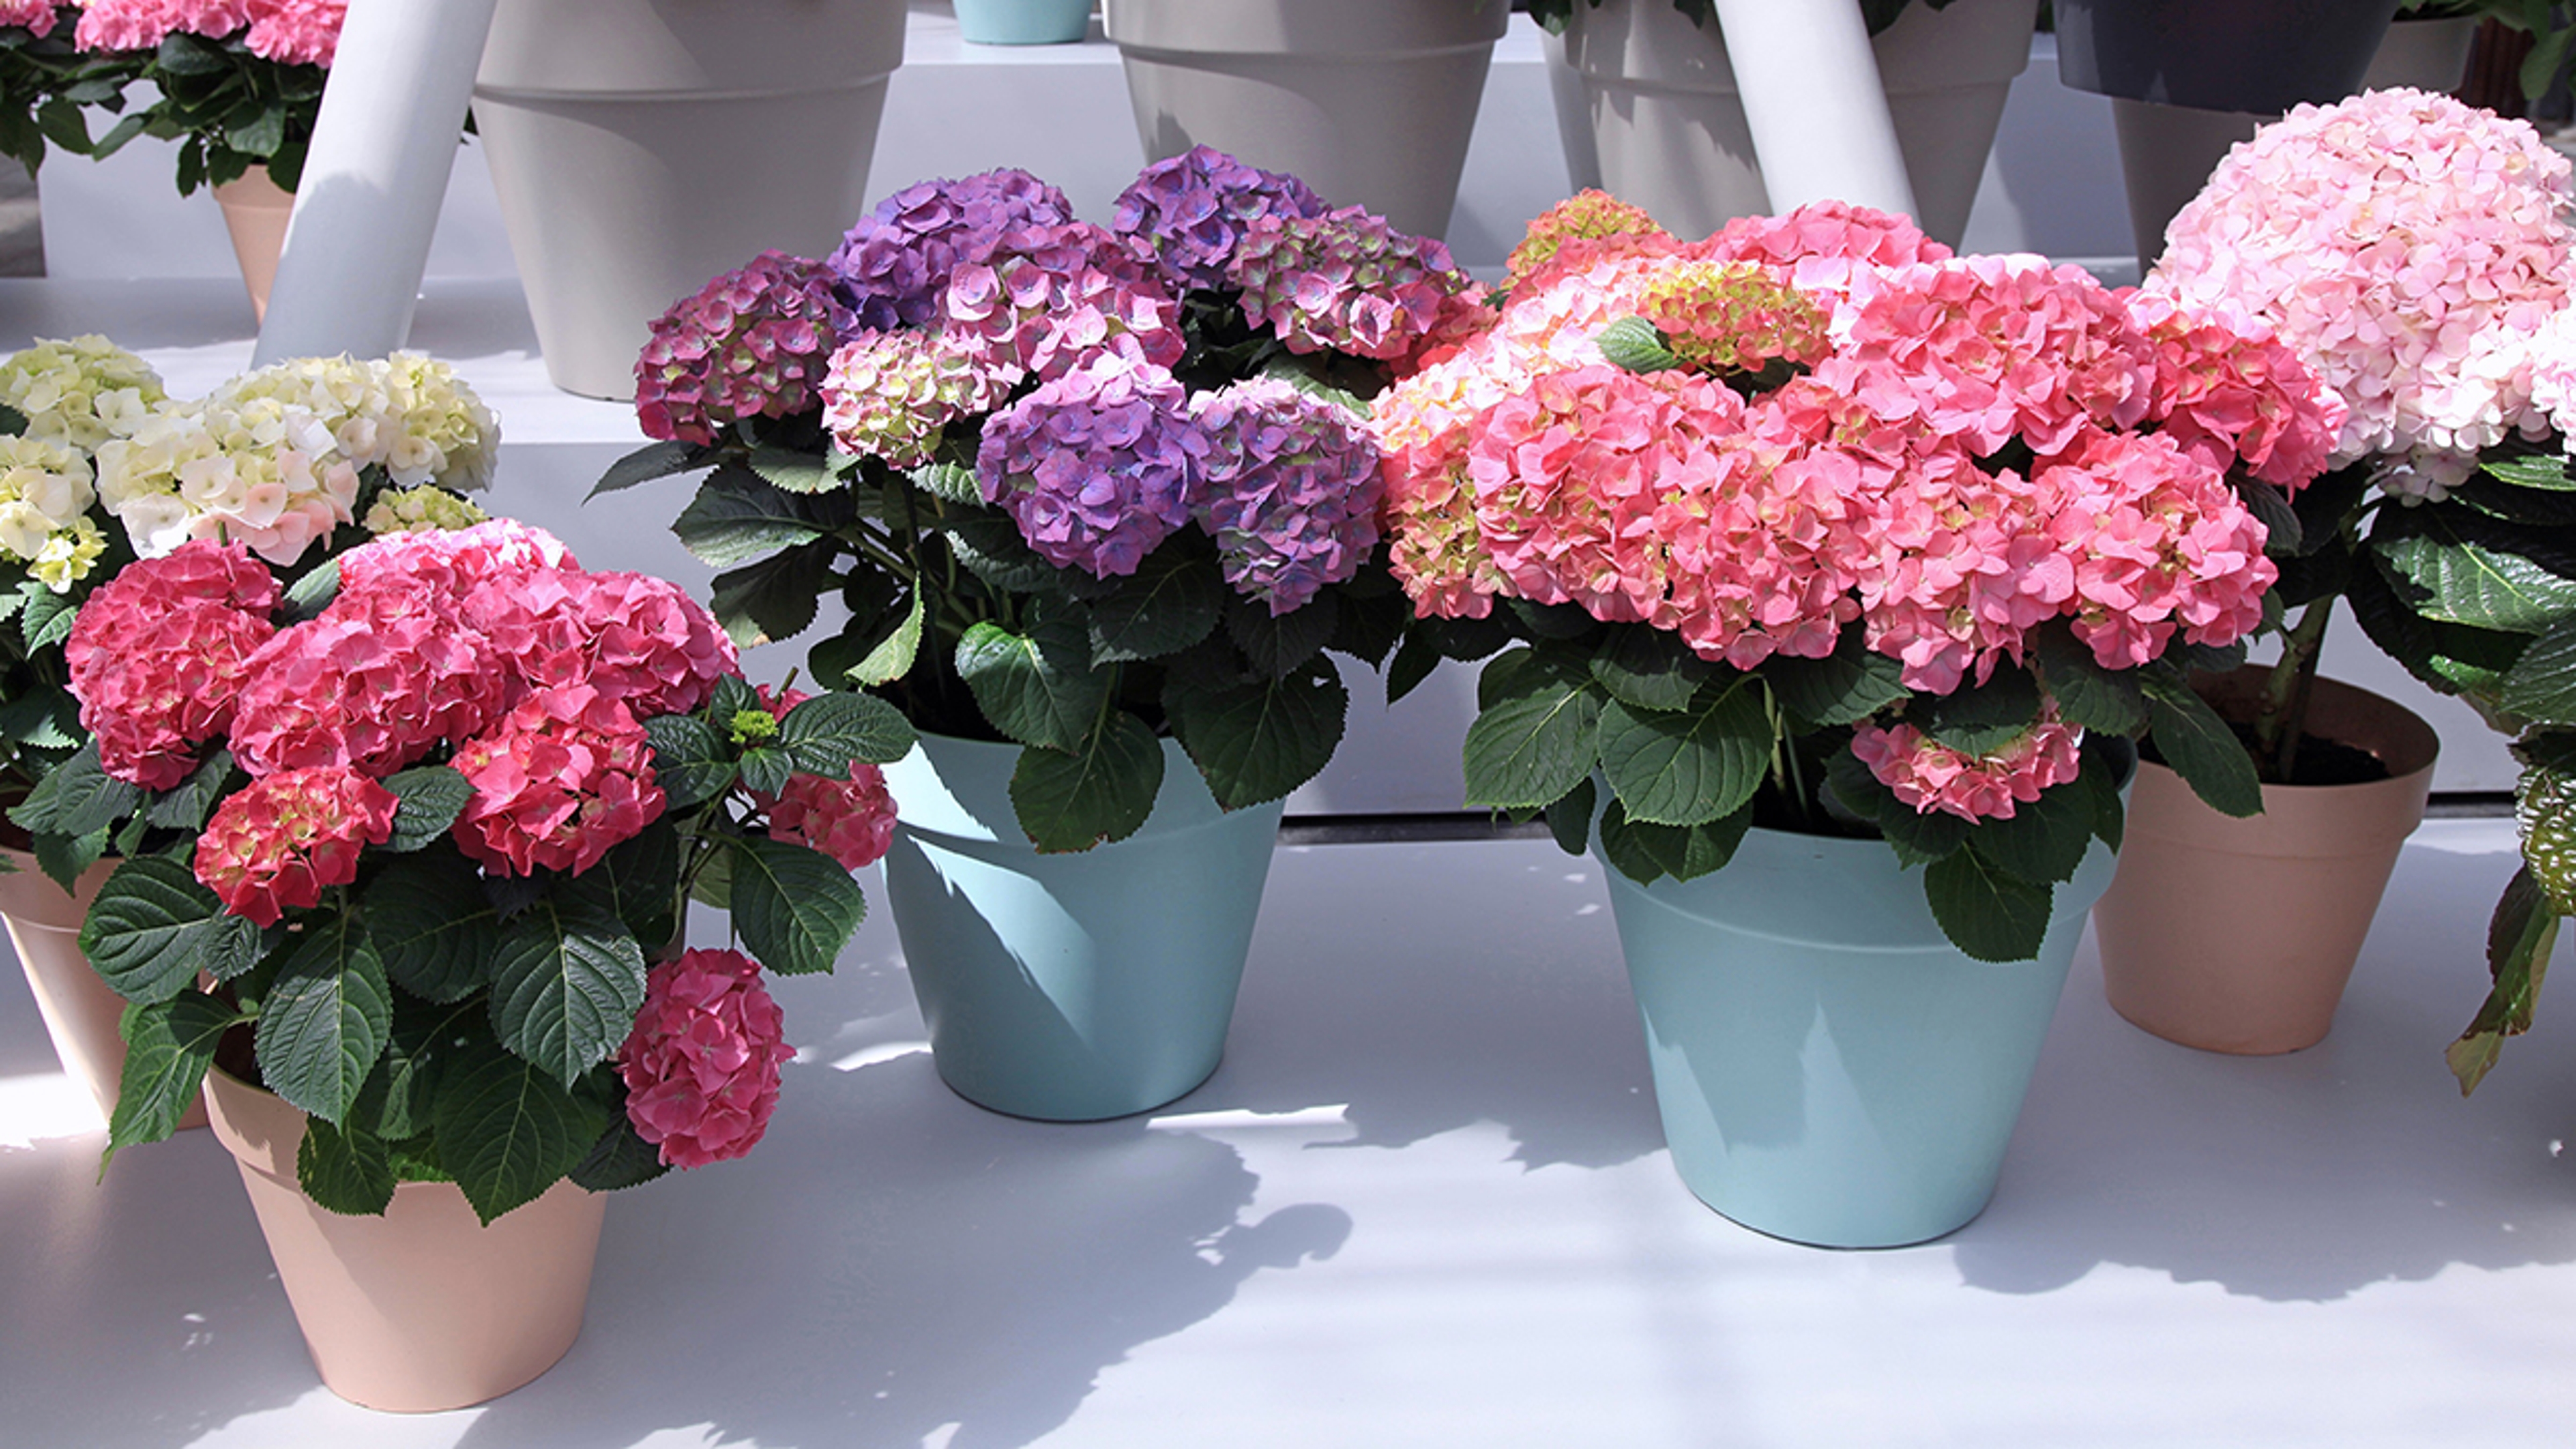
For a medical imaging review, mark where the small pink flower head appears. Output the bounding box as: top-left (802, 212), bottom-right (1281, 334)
top-left (244, 0), bottom-right (341, 66)
top-left (1503, 191), bottom-right (1668, 295)
top-left (0, 1), bottom-right (56, 38)
top-left (1229, 206), bottom-right (1487, 362)
top-left (941, 254), bottom-right (1186, 385)
top-left (635, 251), bottom-right (853, 445)
top-left (66, 540), bottom-right (280, 788)
top-left (1850, 712), bottom-right (2084, 824)
top-left (193, 765), bottom-right (398, 926)
top-left (2125, 290), bottom-right (2343, 492)
top-left (619, 948), bottom-right (794, 1169)
top-left (467, 569), bottom-right (739, 718)
top-left (1698, 199), bottom-right (1953, 299)
top-left (76, 0), bottom-right (254, 52)
top-left (228, 591), bottom-right (511, 778)
top-left (747, 684), bottom-right (900, 872)
top-left (820, 327), bottom-right (1010, 470)
top-left (333, 518), bottom-right (576, 608)
top-left (450, 684), bottom-right (667, 877)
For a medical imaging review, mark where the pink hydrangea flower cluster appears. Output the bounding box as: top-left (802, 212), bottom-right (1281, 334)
top-left (636, 251), bottom-right (853, 446)
top-left (450, 684), bottom-right (667, 877)
top-left (468, 568), bottom-right (738, 718)
top-left (333, 516), bottom-right (575, 605)
top-left (1190, 378), bottom-right (1385, 615)
top-left (820, 328), bottom-right (1010, 470)
top-left (193, 765), bottom-right (396, 924)
top-left (1849, 713), bottom-right (2084, 823)
top-left (227, 584), bottom-right (511, 777)
top-left (617, 948), bottom-right (794, 1169)
top-left (941, 252), bottom-right (1186, 386)
top-left (1501, 190), bottom-right (1664, 294)
top-left (1112, 145), bottom-right (1331, 293)
top-left (2149, 89), bottom-right (2574, 474)
top-left (2125, 290), bottom-right (2345, 491)
top-left (751, 686), bottom-right (898, 871)
top-left (975, 354), bottom-right (1204, 578)
top-left (72, 0), bottom-right (338, 62)
top-left (1229, 207), bottom-right (1487, 362)
top-left (0, 1), bottom-right (56, 37)
top-left (829, 168), bottom-right (1076, 332)
top-left (64, 539), bottom-right (280, 788)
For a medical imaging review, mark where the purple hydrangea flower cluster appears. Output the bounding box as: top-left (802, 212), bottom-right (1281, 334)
top-left (828, 169), bottom-right (1075, 332)
top-left (944, 254), bottom-right (1187, 386)
top-left (821, 329), bottom-right (1012, 470)
top-left (635, 251), bottom-right (853, 445)
top-left (981, 218), bottom-right (1165, 294)
top-left (1229, 207), bottom-right (1482, 362)
top-left (1112, 145), bottom-right (1332, 293)
top-left (1190, 378), bottom-right (1384, 615)
top-left (975, 356), bottom-right (1205, 578)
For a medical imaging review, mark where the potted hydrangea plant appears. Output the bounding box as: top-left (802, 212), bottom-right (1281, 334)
top-left (21, 513), bottom-right (910, 1411)
top-left (604, 148), bottom-right (1483, 1121)
top-left (1373, 192), bottom-right (2320, 1246)
top-left (0, 339), bottom-right (498, 1126)
top-left (2108, 87), bottom-right (2571, 1057)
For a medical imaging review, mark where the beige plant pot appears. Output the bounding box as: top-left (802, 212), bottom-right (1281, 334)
top-left (1102, 0), bottom-right (1509, 239)
top-left (474, 0), bottom-right (908, 400)
top-left (1559, 0), bottom-right (2037, 246)
top-left (2090, 668), bottom-right (2439, 1055)
top-left (0, 848), bottom-right (202, 1129)
top-left (203, 1067), bottom-right (607, 1412)
top-left (211, 166), bottom-right (293, 324)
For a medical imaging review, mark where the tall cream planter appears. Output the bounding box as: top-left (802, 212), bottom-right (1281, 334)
top-left (474, 0), bottom-right (907, 400)
top-left (1559, 0), bottom-right (2036, 245)
top-left (1101, 0), bottom-right (1509, 239)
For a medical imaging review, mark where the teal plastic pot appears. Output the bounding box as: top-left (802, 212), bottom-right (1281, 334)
top-left (1599, 826), bottom-right (2118, 1248)
top-left (880, 733), bottom-right (1283, 1120)
top-left (955, 0), bottom-right (1091, 46)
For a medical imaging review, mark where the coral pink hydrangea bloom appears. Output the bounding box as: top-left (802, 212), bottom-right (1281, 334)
top-left (333, 518), bottom-right (576, 608)
top-left (450, 684), bottom-right (666, 876)
top-left (0, 1), bottom-right (56, 37)
top-left (619, 949), bottom-right (794, 1169)
top-left (193, 765), bottom-right (396, 925)
top-left (2125, 290), bottom-right (2343, 491)
top-left (74, 0), bottom-right (252, 52)
top-left (228, 587), bottom-right (511, 777)
top-left (64, 539), bottom-right (279, 788)
top-left (1851, 714), bottom-right (2084, 823)
top-left (464, 568), bottom-right (737, 717)
top-left (748, 686), bottom-right (899, 871)
top-left (243, 0), bottom-right (341, 66)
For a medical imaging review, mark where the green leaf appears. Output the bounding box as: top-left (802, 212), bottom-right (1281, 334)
top-left (2500, 615), bottom-right (2576, 725)
top-left (2375, 506), bottom-right (2576, 634)
top-left (1595, 315), bottom-right (1682, 373)
top-left (1595, 682), bottom-right (1768, 828)
top-left (145, 748), bottom-right (235, 832)
top-left (597, 826), bottom-right (684, 949)
top-left (78, 856), bottom-right (263, 1004)
top-left (1089, 542), bottom-right (1224, 664)
top-left (749, 443), bottom-right (835, 495)
top-left (2029, 624), bottom-right (2150, 736)
top-left (1010, 718), bottom-right (1171, 852)
top-left (383, 765), bottom-right (470, 852)
top-left (297, 1118), bottom-right (396, 1216)
top-left (11, 739), bottom-right (140, 839)
top-left (2516, 747), bottom-right (2576, 916)
top-left (365, 849), bottom-right (501, 1004)
top-left (31, 827), bottom-right (109, 896)
top-left (2234, 476), bottom-right (2303, 555)
top-left (642, 713), bottom-right (737, 811)
top-left (1597, 798), bottom-right (1752, 884)
top-left (729, 835), bottom-right (871, 972)
top-left (1921, 666), bottom-right (2043, 758)
top-left (589, 439), bottom-right (712, 498)
top-left (1590, 626), bottom-right (1718, 713)
top-left (488, 888), bottom-right (647, 1085)
top-left (778, 690), bottom-right (918, 774)
top-left (709, 543), bottom-right (835, 648)
top-left (254, 916), bottom-right (392, 1124)
top-left (19, 581), bottom-right (74, 651)
top-left (359, 1004), bottom-right (451, 1142)
top-left (225, 105), bottom-right (284, 159)
top-left (2141, 672), bottom-right (2264, 818)
top-left (673, 463), bottom-right (826, 567)
top-left (1462, 649), bottom-right (1605, 810)
top-left (1761, 631), bottom-right (1904, 727)
top-left (1387, 627), bottom-right (1443, 705)
top-left (570, 1110), bottom-right (672, 1192)
top-left (1923, 849), bottom-right (2054, 963)
top-left (2482, 451), bottom-right (2576, 492)
top-left (1227, 592), bottom-right (1339, 679)
top-left (106, 990), bottom-right (240, 1157)
top-left (739, 745), bottom-right (794, 796)
top-left (943, 509), bottom-right (1062, 594)
top-left (1545, 775), bottom-right (1597, 856)
top-left (431, 1043), bottom-right (595, 1225)
top-left (955, 606), bottom-right (1108, 753)
top-left (910, 461), bottom-right (983, 506)
top-left (849, 589), bottom-right (926, 688)
top-left (1964, 780), bottom-right (2094, 885)
top-left (2448, 865), bottom-right (2560, 1095)
top-left (1167, 661), bottom-right (1347, 810)
top-left (280, 557), bottom-right (340, 620)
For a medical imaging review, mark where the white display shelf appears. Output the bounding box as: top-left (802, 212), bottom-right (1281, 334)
top-left (2, 821), bottom-right (2571, 1446)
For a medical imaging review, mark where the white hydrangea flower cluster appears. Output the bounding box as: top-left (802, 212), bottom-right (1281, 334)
top-left (0, 335), bottom-right (165, 450)
top-left (207, 352), bottom-right (500, 494)
top-left (364, 484), bottom-right (489, 535)
top-left (0, 434), bottom-right (103, 592)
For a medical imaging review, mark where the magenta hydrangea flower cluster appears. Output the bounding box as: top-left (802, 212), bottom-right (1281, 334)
top-left (1190, 378), bottom-right (1383, 615)
top-left (1230, 207), bottom-right (1486, 362)
top-left (635, 251), bottom-right (852, 446)
top-left (1111, 144), bottom-right (1330, 293)
top-left (619, 948), bottom-right (796, 1170)
top-left (976, 355), bottom-right (1204, 578)
top-left (828, 168), bottom-right (1075, 331)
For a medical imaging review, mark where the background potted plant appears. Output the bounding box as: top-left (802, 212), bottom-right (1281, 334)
top-left (604, 148), bottom-right (1483, 1122)
top-left (0, 339), bottom-right (504, 1124)
top-left (2106, 87), bottom-right (2571, 1055)
top-left (19, 514), bottom-right (911, 1411)
top-left (956, 0), bottom-right (1093, 47)
top-left (1371, 192), bottom-right (2316, 1246)
top-left (1530, 0), bottom-right (2037, 246)
top-left (66, 0), bottom-right (349, 319)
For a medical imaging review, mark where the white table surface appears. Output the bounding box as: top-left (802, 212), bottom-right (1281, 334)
top-left (3, 820), bottom-right (2572, 1448)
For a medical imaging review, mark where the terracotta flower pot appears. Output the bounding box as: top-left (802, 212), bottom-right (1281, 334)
top-left (0, 848), bottom-right (204, 1129)
top-left (2090, 668), bottom-right (2439, 1056)
top-left (203, 1067), bottom-right (607, 1411)
top-left (211, 166), bottom-right (294, 324)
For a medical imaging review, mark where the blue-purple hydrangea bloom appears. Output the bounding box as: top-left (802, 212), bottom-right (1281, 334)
top-left (829, 168), bottom-right (1075, 332)
top-left (975, 356), bottom-right (1206, 578)
top-left (1112, 145), bottom-right (1332, 294)
top-left (1190, 378), bottom-right (1384, 614)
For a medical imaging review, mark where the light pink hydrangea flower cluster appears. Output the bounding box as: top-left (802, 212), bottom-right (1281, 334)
top-left (0, 1), bottom-right (56, 36)
top-left (74, 0), bottom-right (341, 65)
top-left (193, 765), bottom-right (396, 924)
top-left (618, 948), bottom-right (794, 1170)
top-left (820, 329), bottom-right (1009, 470)
top-left (2148, 89), bottom-right (2573, 491)
top-left (1849, 713), bottom-right (2084, 823)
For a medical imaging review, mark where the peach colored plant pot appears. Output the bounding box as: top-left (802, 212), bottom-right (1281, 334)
top-left (203, 1067), bottom-right (606, 1412)
top-left (2090, 668), bottom-right (2438, 1055)
top-left (212, 166), bottom-right (293, 323)
top-left (0, 849), bottom-right (202, 1128)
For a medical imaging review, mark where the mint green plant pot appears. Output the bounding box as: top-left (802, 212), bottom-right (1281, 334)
top-left (955, 0), bottom-right (1091, 45)
top-left (1599, 825), bottom-right (2117, 1248)
top-left (880, 733), bottom-right (1283, 1121)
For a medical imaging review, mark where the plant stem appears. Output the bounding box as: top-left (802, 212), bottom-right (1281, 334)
top-left (2253, 600), bottom-right (2332, 783)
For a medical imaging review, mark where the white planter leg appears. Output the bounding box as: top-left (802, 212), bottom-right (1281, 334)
top-left (254, 0), bottom-right (499, 366)
top-left (1707, 0), bottom-right (1918, 221)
